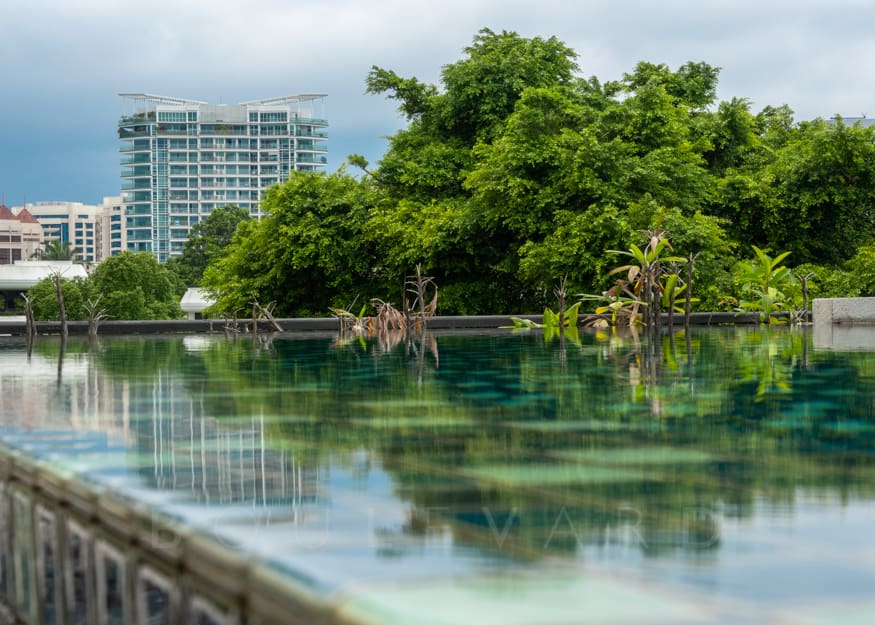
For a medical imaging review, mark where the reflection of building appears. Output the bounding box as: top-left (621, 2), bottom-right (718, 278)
top-left (0, 348), bottom-right (320, 509)
top-left (0, 347), bottom-right (114, 432)
top-left (11, 197), bottom-right (126, 263)
top-left (118, 93), bottom-right (328, 261)
top-left (0, 203), bottom-right (42, 264)
top-left (130, 386), bottom-right (320, 507)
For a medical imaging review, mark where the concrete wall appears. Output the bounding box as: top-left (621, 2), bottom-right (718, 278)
top-left (812, 298), bottom-right (875, 350)
top-left (812, 297), bottom-right (875, 326)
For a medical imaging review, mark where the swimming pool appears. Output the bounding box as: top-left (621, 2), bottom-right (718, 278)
top-left (1, 327), bottom-right (873, 624)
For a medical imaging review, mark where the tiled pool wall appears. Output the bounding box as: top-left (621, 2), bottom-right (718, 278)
top-left (0, 446), bottom-right (328, 625)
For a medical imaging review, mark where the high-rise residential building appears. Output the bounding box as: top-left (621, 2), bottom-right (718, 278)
top-left (13, 196), bottom-right (126, 263)
top-left (118, 93), bottom-right (328, 261)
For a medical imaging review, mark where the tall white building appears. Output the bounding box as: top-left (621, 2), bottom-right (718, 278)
top-left (118, 93), bottom-right (328, 261)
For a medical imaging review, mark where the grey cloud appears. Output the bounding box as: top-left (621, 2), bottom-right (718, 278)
top-left (2, 0), bottom-right (873, 201)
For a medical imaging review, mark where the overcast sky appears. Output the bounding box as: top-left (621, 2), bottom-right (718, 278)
top-left (1, 0), bottom-right (873, 205)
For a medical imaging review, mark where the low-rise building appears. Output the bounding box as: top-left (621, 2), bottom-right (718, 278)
top-left (0, 203), bottom-right (42, 264)
top-left (11, 196), bottom-right (126, 263)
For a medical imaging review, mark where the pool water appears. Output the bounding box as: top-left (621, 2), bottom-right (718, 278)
top-left (1, 327), bottom-right (874, 624)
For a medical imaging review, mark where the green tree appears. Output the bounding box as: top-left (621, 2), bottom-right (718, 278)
top-left (368, 28), bottom-right (579, 203)
top-left (620, 60), bottom-right (720, 110)
top-left (438, 28), bottom-right (578, 143)
top-left (26, 276), bottom-right (92, 321)
top-left (516, 204), bottom-right (632, 296)
top-left (845, 241), bottom-right (875, 296)
top-left (165, 204), bottom-right (250, 289)
top-left (202, 171), bottom-right (380, 316)
top-left (89, 251), bottom-right (182, 320)
top-left (176, 29), bottom-right (875, 317)
top-left (760, 118), bottom-right (875, 264)
top-left (699, 97), bottom-right (760, 173)
top-left (464, 62), bottom-right (717, 302)
top-left (359, 29), bottom-right (587, 313)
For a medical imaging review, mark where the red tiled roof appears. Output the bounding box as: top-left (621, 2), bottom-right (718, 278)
top-left (15, 208), bottom-right (40, 224)
top-left (0, 204), bottom-right (17, 220)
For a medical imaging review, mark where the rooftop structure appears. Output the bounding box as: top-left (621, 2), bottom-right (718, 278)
top-left (0, 260), bottom-right (88, 291)
top-left (830, 115), bottom-right (875, 128)
top-left (118, 93), bottom-right (328, 261)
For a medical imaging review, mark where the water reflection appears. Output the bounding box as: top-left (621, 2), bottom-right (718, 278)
top-left (0, 327), bottom-right (874, 622)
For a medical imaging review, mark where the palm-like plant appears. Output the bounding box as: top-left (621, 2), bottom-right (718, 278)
top-left (735, 246), bottom-right (795, 324)
top-left (32, 239), bottom-right (80, 261)
top-left (601, 229), bottom-right (687, 328)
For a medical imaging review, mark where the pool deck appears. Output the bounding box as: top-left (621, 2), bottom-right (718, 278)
top-left (812, 297), bottom-right (875, 350)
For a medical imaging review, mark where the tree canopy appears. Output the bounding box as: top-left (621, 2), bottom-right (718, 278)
top-left (87, 251), bottom-right (182, 320)
top-left (202, 173), bottom-right (380, 316)
top-left (27, 251), bottom-right (182, 321)
top-left (202, 28), bottom-right (875, 317)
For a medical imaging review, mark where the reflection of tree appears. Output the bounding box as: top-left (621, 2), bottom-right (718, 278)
top-left (736, 328), bottom-right (799, 402)
top-left (77, 330), bottom-right (875, 563)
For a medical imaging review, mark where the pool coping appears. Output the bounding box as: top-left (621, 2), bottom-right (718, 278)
top-left (0, 311), bottom-right (772, 336)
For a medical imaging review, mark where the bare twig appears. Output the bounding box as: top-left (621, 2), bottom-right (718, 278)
top-left (85, 295), bottom-right (109, 339)
top-left (53, 271), bottom-right (68, 341)
top-left (405, 264), bottom-right (438, 329)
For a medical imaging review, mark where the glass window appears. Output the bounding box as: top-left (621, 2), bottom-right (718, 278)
top-left (158, 111), bottom-right (186, 122)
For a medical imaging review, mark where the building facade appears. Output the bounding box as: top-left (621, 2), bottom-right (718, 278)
top-left (12, 196), bottom-right (126, 263)
top-left (0, 203), bottom-right (42, 265)
top-left (118, 93), bottom-right (328, 261)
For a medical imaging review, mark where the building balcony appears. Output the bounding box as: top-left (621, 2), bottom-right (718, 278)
top-left (121, 167), bottom-right (151, 178)
top-left (126, 230), bottom-right (153, 242)
top-left (120, 154), bottom-right (151, 165)
top-left (119, 113), bottom-right (156, 125)
top-left (121, 181), bottom-right (152, 191)
top-left (296, 142), bottom-right (328, 153)
top-left (297, 118), bottom-right (328, 126)
top-left (295, 154), bottom-right (328, 164)
top-left (119, 128), bottom-right (153, 139)
top-left (119, 144), bottom-right (150, 153)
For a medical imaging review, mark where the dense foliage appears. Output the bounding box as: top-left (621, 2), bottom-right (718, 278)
top-left (165, 204), bottom-right (250, 290)
top-left (202, 174), bottom-right (380, 316)
top-left (28, 251), bottom-right (182, 321)
top-left (202, 28), bottom-right (875, 316)
top-left (27, 275), bottom-right (92, 320)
